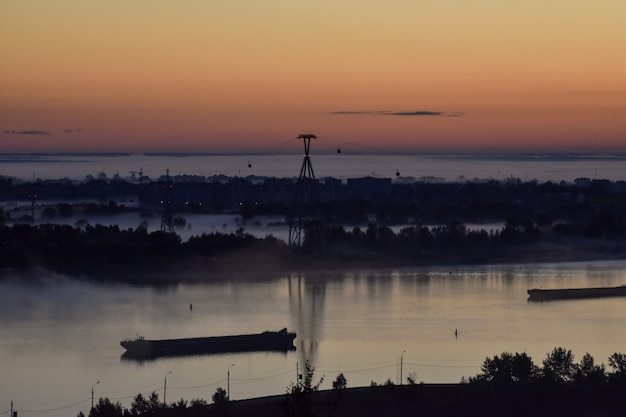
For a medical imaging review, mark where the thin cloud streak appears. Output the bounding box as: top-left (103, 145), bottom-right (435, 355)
top-left (332, 110), bottom-right (465, 117)
top-left (3, 130), bottom-right (51, 135)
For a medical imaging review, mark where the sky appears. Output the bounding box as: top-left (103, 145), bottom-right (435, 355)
top-left (1, 1), bottom-right (625, 154)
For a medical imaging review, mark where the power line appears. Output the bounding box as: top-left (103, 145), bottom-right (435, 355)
top-left (106, 381), bottom-right (162, 393)
top-left (9, 393), bottom-right (88, 409)
top-left (15, 398), bottom-right (90, 414)
top-left (231, 369), bottom-right (294, 382)
top-left (169, 378), bottom-right (226, 391)
top-left (314, 135), bottom-right (429, 178)
top-left (404, 361), bottom-right (477, 369)
top-left (201, 137), bottom-right (300, 177)
top-left (319, 362), bottom-right (397, 374)
top-left (107, 391), bottom-right (156, 402)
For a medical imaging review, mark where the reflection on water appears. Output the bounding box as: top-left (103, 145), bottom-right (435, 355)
top-left (288, 273), bottom-right (329, 370)
top-left (1, 261), bottom-right (626, 417)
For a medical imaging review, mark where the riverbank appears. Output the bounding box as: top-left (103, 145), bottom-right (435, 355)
top-left (2, 231), bottom-right (625, 285)
top-left (80, 233), bottom-right (626, 284)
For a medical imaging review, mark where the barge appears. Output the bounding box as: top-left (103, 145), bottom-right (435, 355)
top-left (527, 285), bottom-right (626, 301)
top-left (120, 328), bottom-right (296, 359)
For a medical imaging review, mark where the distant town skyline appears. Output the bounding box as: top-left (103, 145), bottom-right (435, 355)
top-left (1, 1), bottom-right (624, 154)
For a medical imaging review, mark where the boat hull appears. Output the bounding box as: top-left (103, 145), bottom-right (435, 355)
top-left (527, 285), bottom-right (626, 301)
top-left (120, 329), bottom-right (296, 359)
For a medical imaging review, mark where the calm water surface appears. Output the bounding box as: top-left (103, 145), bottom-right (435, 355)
top-left (2, 153), bottom-right (625, 182)
top-left (1, 261), bottom-right (625, 417)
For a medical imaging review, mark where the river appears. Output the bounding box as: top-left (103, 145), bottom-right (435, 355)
top-left (1, 261), bottom-right (625, 417)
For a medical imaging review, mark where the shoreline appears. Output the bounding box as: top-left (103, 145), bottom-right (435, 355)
top-left (3, 241), bottom-right (625, 284)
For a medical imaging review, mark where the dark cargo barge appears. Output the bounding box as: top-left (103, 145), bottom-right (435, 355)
top-left (527, 285), bottom-right (626, 301)
top-left (120, 328), bottom-right (296, 359)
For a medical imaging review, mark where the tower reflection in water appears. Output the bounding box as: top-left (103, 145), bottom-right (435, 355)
top-left (288, 273), bottom-right (326, 378)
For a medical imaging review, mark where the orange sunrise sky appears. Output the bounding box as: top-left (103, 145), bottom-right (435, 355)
top-left (1, 1), bottom-right (624, 154)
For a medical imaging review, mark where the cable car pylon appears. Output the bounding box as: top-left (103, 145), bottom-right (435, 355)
top-left (288, 134), bottom-right (325, 254)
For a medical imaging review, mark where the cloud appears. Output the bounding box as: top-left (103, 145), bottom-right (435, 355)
top-left (332, 110), bottom-right (464, 117)
top-left (331, 111), bottom-right (387, 115)
top-left (388, 111), bottom-right (443, 116)
top-left (3, 130), bottom-right (51, 135)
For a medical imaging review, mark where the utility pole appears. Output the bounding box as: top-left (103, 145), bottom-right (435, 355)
top-left (91, 381), bottom-right (100, 410)
top-left (227, 364), bottom-right (235, 400)
top-left (400, 350), bottom-right (405, 385)
top-left (163, 371), bottom-right (172, 405)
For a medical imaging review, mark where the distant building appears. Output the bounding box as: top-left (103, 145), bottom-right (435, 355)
top-left (346, 177), bottom-right (392, 200)
top-left (320, 177), bottom-right (343, 201)
top-left (0, 178), bottom-right (12, 201)
top-left (138, 176), bottom-right (398, 210)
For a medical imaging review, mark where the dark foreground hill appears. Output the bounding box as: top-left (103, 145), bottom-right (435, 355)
top-left (84, 349), bottom-right (626, 417)
top-left (213, 383), bottom-right (626, 417)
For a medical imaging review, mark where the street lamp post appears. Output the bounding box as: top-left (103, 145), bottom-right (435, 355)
top-left (163, 371), bottom-right (172, 405)
top-left (227, 364), bottom-right (235, 400)
top-left (400, 351), bottom-right (406, 385)
top-left (91, 381), bottom-right (100, 410)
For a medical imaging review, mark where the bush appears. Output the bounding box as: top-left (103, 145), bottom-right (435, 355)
top-left (332, 373), bottom-right (347, 390)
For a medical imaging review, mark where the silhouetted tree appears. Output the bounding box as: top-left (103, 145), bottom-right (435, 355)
top-left (211, 387), bottom-right (230, 416)
top-left (406, 372), bottom-right (417, 385)
top-left (188, 399), bottom-right (208, 409)
top-left (283, 361), bottom-right (324, 417)
top-left (470, 351), bottom-right (538, 384)
top-left (542, 347), bottom-right (576, 383)
top-left (332, 373), bottom-right (347, 390)
top-left (212, 387), bottom-right (227, 404)
top-left (574, 353), bottom-right (607, 385)
top-left (88, 397), bottom-right (124, 417)
top-left (608, 352), bottom-right (626, 383)
top-left (511, 352), bottom-right (540, 383)
top-left (128, 392), bottom-right (161, 416)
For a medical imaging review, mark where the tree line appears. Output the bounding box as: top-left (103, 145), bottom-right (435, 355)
top-left (80, 350), bottom-right (626, 417)
top-left (467, 348), bottom-right (626, 385)
top-left (1, 214), bottom-right (625, 276)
